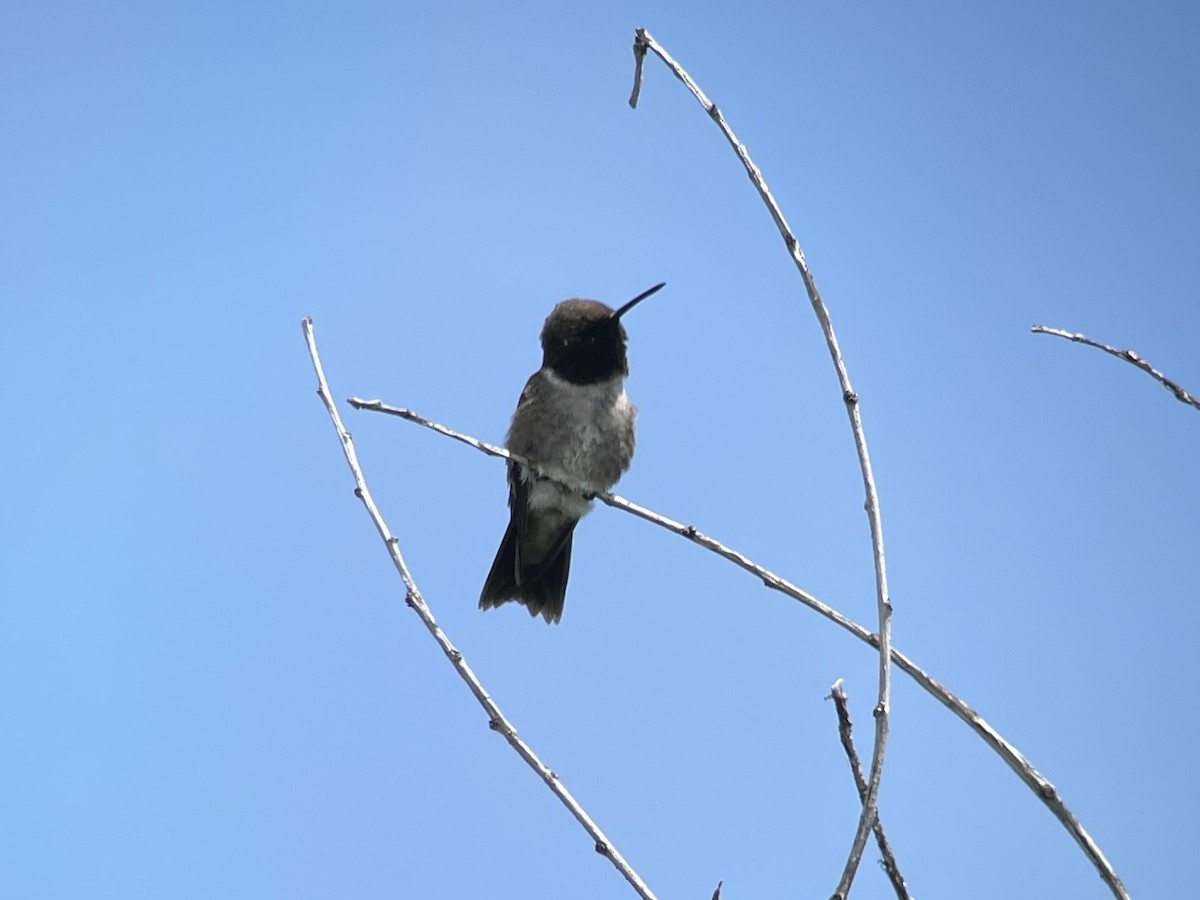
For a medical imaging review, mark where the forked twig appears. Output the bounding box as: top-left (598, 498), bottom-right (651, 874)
top-left (629, 28), bottom-right (891, 898)
top-left (828, 680), bottom-right (910, 900)
top-left (352, 399), bottom-right (1129, 899)
top-left (1032, 325), bottom-right (1200, 411)
top-left (302, 320), bottom-right (658, 900)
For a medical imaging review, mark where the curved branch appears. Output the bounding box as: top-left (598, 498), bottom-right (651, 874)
top-left (302, 321), bottom-right (658, 900)
top-left (1032, 324), bottom-right (1200, 411)
top-left (354, 398), bottom-right (1130, 900)
top-left (629, 28), bottom-right (891, 898)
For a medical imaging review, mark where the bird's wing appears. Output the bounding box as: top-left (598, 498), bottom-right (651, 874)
top-left (506, 376), bottom-right (538, 578)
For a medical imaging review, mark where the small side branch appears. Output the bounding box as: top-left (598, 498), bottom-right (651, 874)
top-left (630, 28), bottom-right (892, 899)
top-left (355, 399), bottom-right (1130, 900)
top-left (1031, 325), bottom-right (1199, 412)
top-left (828, 681), bottom-right (911, 900)
top-left (302, 321), bottom-right (658, 900)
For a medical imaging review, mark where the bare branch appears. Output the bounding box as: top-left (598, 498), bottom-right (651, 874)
top-left (828, 680), bottom-right (911, 900)
top-left (1032, 324), bottom-right (1200, 412)
top-left (302, 321), bottom-right (658, 900)
top-left (355, 398), bottom-right (1130, 900)
top-left (629, 28), bottom-right (892, 898)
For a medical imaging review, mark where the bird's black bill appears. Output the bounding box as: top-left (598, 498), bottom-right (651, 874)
top-left (613, 281), bottom-right (666, 320)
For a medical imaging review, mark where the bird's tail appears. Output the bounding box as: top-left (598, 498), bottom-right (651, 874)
top-left (479, 523), bottom-right (573, 625)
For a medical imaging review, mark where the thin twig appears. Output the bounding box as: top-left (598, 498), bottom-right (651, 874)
top-left (628, 32), bottom-right (648, 108)
top-left (302, 321), bottom-right (658, 900)
top-left (354, 398), bottom-right (1130, 900)
top-left (828, 680), bottom-right (911, 900)
top-left (629, 28), bottom-right (892, 899)
top-left (1032, 324), bottom-right (1200, 411)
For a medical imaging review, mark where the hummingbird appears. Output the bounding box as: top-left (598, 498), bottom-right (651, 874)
top-left (479, 282), bottom-right (666, 624)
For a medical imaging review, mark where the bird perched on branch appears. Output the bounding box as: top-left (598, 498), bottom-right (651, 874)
top-left (479, 283), bottom-right (665, 623)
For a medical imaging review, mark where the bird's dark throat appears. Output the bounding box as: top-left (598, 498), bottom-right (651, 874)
top-left (545, 321), bottom-right (628, 385)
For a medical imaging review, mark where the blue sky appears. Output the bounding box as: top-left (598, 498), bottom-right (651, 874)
top-left (3, 2), bottom-right (1197, 898)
